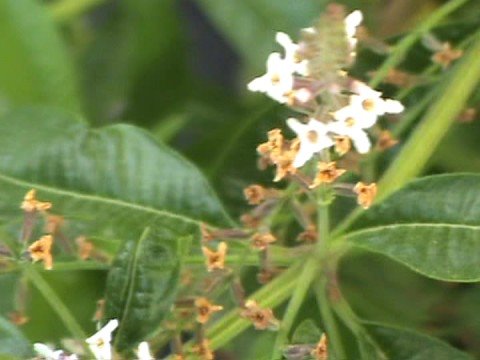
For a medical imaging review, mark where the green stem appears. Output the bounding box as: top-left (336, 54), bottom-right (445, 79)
top-left (186, 248), bottom-right (298, 267)
top-left (270, 257), bottom-right (317, 359)
top-left (377, 32), bottom-right (480, 201)
top-left (369, 0), bottom-right (470, 88)
top-left (24, 266), bottom-right (86, 340)
top-left (270, 189), bottom-right (330, 359)
top-left (48, 0), bottom-right (108, 23)
top-left (332, 295), bottom-right (387, 359)
top-left (206, 262), bottom-right (302, 349)
top-left (315, 278), bottom-right (346, 359)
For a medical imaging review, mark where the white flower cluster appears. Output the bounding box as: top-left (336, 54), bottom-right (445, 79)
top-left (34, 319), bottom-right (154, 360)
top-left (247, 10), bottom-right (404, 169)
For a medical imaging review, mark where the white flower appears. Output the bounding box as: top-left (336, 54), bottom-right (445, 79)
top-left (329, 105), bottom-right (373, 154)
top-left (85, 319), bottom-right (119, 360)
top-left (287, 118), bottom-right (334, 167)
top-left (349, 81), bottom-right (404, 125)
top-left (34, 343), bottom-right (78, 360)
top-left (345, 10), bottom-right (363, 49)
top-left (136, 341), bottom-right (154, 360)
top-left (247, 52), bottom-right (294, 103)
top-left (275, 32), bottom-right (309, 75)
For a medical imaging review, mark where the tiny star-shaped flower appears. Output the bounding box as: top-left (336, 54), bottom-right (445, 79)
top-left (287, 118), bottom-right (334, 168)
top-left (85, 319), bottom-right (119, 360)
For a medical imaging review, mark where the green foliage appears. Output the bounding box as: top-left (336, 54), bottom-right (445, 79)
top-left (0, 0), bottom-right (480, 359)
top-left (291, 319), bottom-right (323, 345)
top-left (0, 0), bottom-right (80, 112)
top-left (105, 228), bottom-right (190, 351)
top-left (0, 317), bottom-right (32, 358)
top-left (344, 175), bottom-right (480, 281)
top-left (366, 322), bottom-right (472, 359)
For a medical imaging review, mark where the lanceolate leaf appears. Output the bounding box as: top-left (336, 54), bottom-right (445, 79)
top-left (366, 322), bottom-right (472, 360)
top-left (0, 107), bottom-right (231, 229)
top-left (0, 0), bottom-right (80, 112)
top-left (0, 107), bottom-right (230, 347)
top-left (343, 174), bottom-right (480, 281)
top-left (105, 228), bottom-right (191, 350)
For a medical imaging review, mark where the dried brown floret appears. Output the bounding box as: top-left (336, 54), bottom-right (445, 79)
top-left (354, 182), bottom-right (377, 209)
top-left (28, 235), bottom-right (53, 270)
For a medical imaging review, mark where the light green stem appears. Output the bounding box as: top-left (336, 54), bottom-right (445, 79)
top-left (369, 0), bottom-right (471, 88)
top-left (315, 278), bottom-right (346, 359)
top-left (270, 190), bottom-right (330, 359)
top-left (48, 0), bottom-right (107, 23)
top-left (24, 266), bottom-right (86, 340)
top-left (206, 262), bottom-right (302, 349)
top-left (377, 32), bottom-right (480, 201)
top-left (270, 257), bottom-right (318, 359)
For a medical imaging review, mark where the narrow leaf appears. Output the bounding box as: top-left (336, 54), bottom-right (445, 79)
top-left (366, 322), bottom-right (472, 359)
top-left (0, 107), bottom-right (231, 229)
top-left (344, 174), bottom-right (480, 281)
top-left (105, 228), bottom-right (191, 350)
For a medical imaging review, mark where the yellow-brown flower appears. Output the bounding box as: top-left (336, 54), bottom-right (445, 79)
top-left (76, 236), bottom-right (94, 260)
top-left (191, 340), bottom-right (214, 360)
top-left (194, 297), bottom-right (223, 324)
top-left (311, 333), bottom-right (328, 360)
top-left (93, 299), bottom-right (106, 322)
top-left (8, 311), bottom-right (29, 326)
top-left (251, 232), bottom-right (276, 250)
top-left (432, 42), bottom-right (463, 69)
top-left (44, 214), bottom-right (64, 234)
top-left (202, 242), bottom-right (227, 272)
top-left (240, 213), bottom-right (261, 229)
top-left (353, 182), bottom-right (377, 209)
top-left (28, 235), bottom-right (53, 270)
top-left (310, 162), bottom-right (346, 188)
top-left (376, 130), bottom-right (398, 151)
top-left (334, 135), bottom-right (351, 155)
top-left (20, 189), bottom-right (52, 213)
top-left (240, 300), bottom-right (279, 330)
top-left (273, 139), bottom-right (300, 182)
top-left (297, 225), bottom-right (317, 243)
top-left (243, 185), bottom-right (268, 205)
top-left (257, 128), bottom-right (284, 162)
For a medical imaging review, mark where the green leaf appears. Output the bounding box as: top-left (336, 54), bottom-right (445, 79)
top-left (0, 107), bottom-right (231, 229)
top-left (344, 174), bottom-right (480, 281)
top-left (105, 227), bottom-right (190, 351)
top-left (291, 319), bottom-right (322, 345)
top-left (0, 316), bottom-right (32, 358)
top-left (0, 106), bottom-right (230, 343)
top-left (0, 0), bottom-right (80, 112)
top-left (366, 322), bottom-right (472, 359)
top-left (194, 0), bottom-right (327, 71)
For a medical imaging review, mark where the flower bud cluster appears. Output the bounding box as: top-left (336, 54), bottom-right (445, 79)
top-left (248, 5), bottom-right (404, 179)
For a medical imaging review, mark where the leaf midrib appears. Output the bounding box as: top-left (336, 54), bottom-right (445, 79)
top-left (0, 172), bottom-right (200, 226)
top-left (343, 222), bottom-right (480, 239)
top-left (115, 227), bottom-right (150, 346)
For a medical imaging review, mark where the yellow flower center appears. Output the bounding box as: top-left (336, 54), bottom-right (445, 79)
top-left (362, 98), bottom-right (376, 112)
top-left (271, 73), bottom-right (280, 85)
top-left (346, 117), bottom-right (356, 127)
top-left (307, 130), bottom-right (318, 143)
